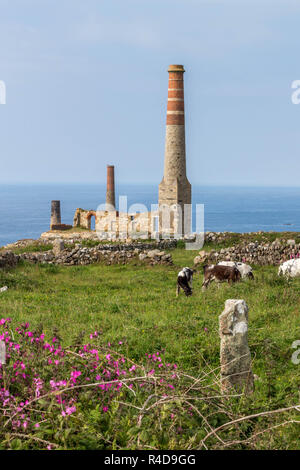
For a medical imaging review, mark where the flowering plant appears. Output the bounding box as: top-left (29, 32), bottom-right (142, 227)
top-left (0, 319), bottom-right (182, 449)
top-left (1, 318), bottom-right (299, 450)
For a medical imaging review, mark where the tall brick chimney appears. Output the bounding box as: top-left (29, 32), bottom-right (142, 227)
top-left (158, 65), bottom-right (191, 235)
top-left (106, 165), bottom-right (116, 210)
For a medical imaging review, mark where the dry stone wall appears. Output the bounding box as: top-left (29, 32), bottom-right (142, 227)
top-left (0, 251), bottom-right (19, 269)
top-left (0, 241), bottom-right (176, 269)
top-left (195, 240), bottom-right (300, 266)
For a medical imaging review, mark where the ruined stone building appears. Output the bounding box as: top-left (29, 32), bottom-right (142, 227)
top-left (52, 65), bottom-right (192, 240)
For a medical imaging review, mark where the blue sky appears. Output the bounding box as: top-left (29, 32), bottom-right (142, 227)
top-left (0, 0), bottom-right (300, 185)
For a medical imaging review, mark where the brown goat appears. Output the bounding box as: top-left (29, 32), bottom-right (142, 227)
top-left (202, 264), bottom-right (241, 291)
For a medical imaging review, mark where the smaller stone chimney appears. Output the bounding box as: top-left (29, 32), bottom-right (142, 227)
top-left (106, 165), bottom-right (115, 210)
top-left (50, 200), bottom-right (61, 229)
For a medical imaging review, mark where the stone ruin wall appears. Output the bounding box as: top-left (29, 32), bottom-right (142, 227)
top-left (73, 208), bottom-right (161, 240)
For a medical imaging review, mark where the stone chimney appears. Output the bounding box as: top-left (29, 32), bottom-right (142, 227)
top-left (50, 200), bottom-right (61, 229)
top-left (158, 65), bottom-right (191, 236)
top-left (106, 165), bottom-right (116, 210)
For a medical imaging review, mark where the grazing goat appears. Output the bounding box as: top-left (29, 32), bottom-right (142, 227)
top-left (176, 267), bottom-right (194, 297)
top-left (202, 264), bottom-right (241, 291)
top-left (218, 261), bottom-right (254, 280)
top-left (278, 258), bottom-right (300, 278)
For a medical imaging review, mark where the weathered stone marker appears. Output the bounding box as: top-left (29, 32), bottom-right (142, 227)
top-left (219, 299), bottom-right (254, 394)
top-left (53, 239), bottom-right (65, 256)
top-left (0, 341), bottom-right (6, 365)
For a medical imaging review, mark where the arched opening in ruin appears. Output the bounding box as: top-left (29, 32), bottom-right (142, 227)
top-left (87, 211), bottom-right (96, 231)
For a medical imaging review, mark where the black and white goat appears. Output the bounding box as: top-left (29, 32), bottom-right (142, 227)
top-left (176, 267), bottom-right (194, 297)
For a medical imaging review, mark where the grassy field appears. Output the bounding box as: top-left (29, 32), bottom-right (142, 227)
top-left (0, 246), bottom-right (300, 449)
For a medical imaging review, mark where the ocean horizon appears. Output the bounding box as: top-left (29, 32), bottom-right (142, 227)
top-left (0, 184), bottom-right (300, 246)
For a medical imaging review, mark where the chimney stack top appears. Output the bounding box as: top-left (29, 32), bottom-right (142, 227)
top-left (168, 65), bottom-right (185, 73)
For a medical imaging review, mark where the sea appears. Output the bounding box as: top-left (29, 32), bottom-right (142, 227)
top-left (0, 184), bottom-right (300, 247)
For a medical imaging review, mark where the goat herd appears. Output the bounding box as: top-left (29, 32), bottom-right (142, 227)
top-left (176, 258), bottom-right (300, 297)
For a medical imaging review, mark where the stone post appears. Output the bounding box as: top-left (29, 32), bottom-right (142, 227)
top-left (219, 299), bottom-right (254, 394)
top-left (50, 200), bottom-right (61, 229)
top-left (0, 340), bottom-right (5, 365)
top-left (53, 239), bottom-right (65, 256)
top-left (106, 165), bottom-right (116, 211)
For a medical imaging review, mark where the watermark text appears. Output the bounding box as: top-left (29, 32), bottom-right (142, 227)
top-left (0, 80), bottom-right (6, 104)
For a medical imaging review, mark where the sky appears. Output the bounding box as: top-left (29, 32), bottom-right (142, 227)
top-left (0, 0), bottom-right (300, 186)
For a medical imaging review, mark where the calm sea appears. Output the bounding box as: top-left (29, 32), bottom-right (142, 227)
top-left (0, 184), bottom-right (300, 246)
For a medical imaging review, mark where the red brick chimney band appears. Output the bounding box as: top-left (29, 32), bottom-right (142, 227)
top-left (166, 65), bottom-right (185, 125)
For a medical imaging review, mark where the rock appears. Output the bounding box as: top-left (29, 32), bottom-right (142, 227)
top-left (147, 249), bottom-right (163, 258)
top-left (198, 250), bottom-right (207, 260)
top-left (52, 239), bottom-right (65, 256)
top-left (194, 250), bottom-right (208, 266)
top-left (0, 286), bottom-right (8, 293)
top-left (193, 256), bottom-right (202, 266)
top-left (219, 299), bottom-right (254, 395)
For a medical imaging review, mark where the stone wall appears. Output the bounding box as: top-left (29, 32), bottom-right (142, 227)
top-left (40, 232), bottom-right (100, 242)
top-left (0, 241), bottom-right (176, 269)
top-left (204, 232), bottom-right (234, 243)
top-left (0, 251), bottom-right (20, 268)
top-left (50, 224), bottom-right (73, 231)
top-left (195, 239), bottom-right (300, 266)
top-left (20, 241), bottom-right (175, 267)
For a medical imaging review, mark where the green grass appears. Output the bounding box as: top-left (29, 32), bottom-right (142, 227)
top-left (0, 251), bottom-right (299, 372)
top-left (6, 244), bottom-right (53, 255)
top-left (0, 248), bottom-right (299, 448)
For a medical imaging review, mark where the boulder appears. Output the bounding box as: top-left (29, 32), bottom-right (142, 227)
top-left (147, 249), bottom-right (163, 258)
top-left (194, 250), bottom-right (208, 265)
